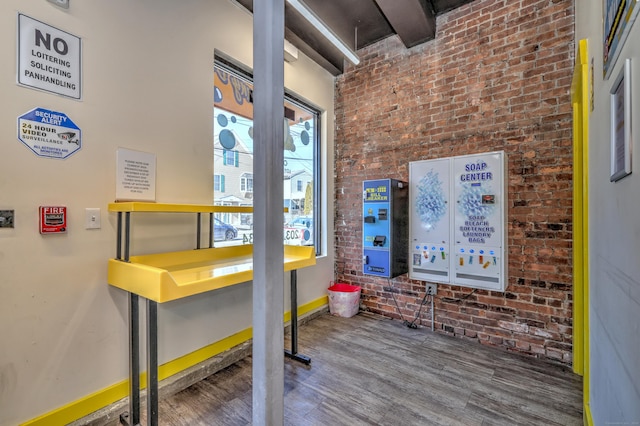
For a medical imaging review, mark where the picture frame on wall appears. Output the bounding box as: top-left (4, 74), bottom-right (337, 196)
top-left (610, 58), bottom-right (632, 182)
top-left (603, 0), bottom-right (639, 79)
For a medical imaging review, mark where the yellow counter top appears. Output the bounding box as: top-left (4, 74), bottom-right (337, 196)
top-left (108, 202), bottom-right (254, 214)
top-left (108, 244), bottom-right (316, 303)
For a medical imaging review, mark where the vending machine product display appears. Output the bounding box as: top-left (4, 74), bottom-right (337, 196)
top-left (409, 151), bottom-right (507, 291)
top-left (362, 178), bottom-right (408, 278)
top-left (409, 158), bottom-right (451, 284)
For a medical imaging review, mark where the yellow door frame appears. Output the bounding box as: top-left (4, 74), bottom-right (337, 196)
top-left (571, 38), bottom-right (592, 425)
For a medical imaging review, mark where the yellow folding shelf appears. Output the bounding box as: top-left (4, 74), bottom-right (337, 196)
top-left (108, 244), bottom-right (315, 303)
top-left (107, 202), bottom-right (313, 302)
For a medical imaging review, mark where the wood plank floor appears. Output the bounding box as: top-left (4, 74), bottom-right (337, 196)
top-left (149, 312), bottom-right (583, 425)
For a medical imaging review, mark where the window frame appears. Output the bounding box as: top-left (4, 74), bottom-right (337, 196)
top-left (241, 173), bottom-right (254, 193)
top-left (223, 150), bottom-right (236, 167)
top-left (214, 54), bottom-right (322, 255)
top-left (214, 174), bottom-right (225, 192)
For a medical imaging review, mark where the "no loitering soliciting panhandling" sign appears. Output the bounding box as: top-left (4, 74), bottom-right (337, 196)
top-left (17, 13), bottom-right (82, 100)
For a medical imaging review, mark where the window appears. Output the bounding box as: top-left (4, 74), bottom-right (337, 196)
top-left (241, 173), bottom-right (253, 193)
top-left (223, 150), bottom-right (237, 167)
top-left (214, 174), bottom-right (225, 192)
top-left (213, 58), bottom-right (321, 253)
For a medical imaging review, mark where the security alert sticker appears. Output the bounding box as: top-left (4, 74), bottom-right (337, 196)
top-left (18, 107), bottom-right (81, 159)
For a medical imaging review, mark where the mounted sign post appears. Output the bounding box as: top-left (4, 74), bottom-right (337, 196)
top-left (18, 107), bottom-right (81, 159)
top-left (17, 13), bottom-right (82, 100)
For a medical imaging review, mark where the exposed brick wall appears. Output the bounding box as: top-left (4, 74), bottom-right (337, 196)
top-left (334, 0), bottom-right (575, 364)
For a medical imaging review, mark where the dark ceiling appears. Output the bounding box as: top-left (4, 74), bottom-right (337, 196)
top-left (234, 0), bottom-right (474, 75)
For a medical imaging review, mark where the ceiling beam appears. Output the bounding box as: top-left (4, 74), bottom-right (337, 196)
top-left (285, 29), bottom-right (343, 75)
top-left (374, 0), bottom-right (436, 48)
top-left (431, 0), bottom-right (474, 15)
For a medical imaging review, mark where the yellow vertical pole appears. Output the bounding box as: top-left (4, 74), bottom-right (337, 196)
top-left (571, 38), bottom-right (592, 425)
top-left (571, 40), bottom-right (585, 376)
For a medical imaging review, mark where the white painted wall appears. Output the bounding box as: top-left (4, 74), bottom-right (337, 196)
top-left (0, 1), bottom-right (335, 424)
top-left (575, 3), bottom-right (640, 423)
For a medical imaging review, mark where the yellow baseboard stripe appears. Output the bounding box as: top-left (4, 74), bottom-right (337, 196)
top-left (21, 380), bottom-right (130, 426)
top-left (299, 294), bottom-right (328, 313)
top-left (584, 401), bottom-right (594, 426)
top-left (21, 295), bottom-right (328, 426)
top-left (158, 327), bottom-right (253, 381)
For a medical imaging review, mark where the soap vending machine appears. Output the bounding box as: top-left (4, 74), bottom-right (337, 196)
top-left (362, 178), bottom-right (408, 278)
top-left (409, 151), bottom-right (507, 292)
top-left (409, 158), bottom-right (451, 284)
top-left (452, 152), bottom-right (506, 291)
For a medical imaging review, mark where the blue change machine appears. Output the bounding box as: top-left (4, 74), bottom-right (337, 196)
top-left (362, 178), bottom-right (408, 278)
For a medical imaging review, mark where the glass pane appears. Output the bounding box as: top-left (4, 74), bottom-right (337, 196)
top-left (213, 64), bottom-right (318, 250)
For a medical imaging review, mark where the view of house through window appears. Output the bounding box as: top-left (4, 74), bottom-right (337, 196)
top-left (213, 62), bottom-right (319, 252)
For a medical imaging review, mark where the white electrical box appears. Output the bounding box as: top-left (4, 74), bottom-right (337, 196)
top-left (409, 151), bottom-right (507, 291)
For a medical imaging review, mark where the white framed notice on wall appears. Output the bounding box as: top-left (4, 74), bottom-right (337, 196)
top-left (610, 58), bottom-right (632, 182)
top-left (116, 148), bottom-right (156, 202)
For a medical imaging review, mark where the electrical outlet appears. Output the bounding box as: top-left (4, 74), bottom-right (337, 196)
top-left (426, 284), bottom-right (437, 295)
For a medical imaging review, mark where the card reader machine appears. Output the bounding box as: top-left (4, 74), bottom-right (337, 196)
top-left (362, 179), bottom-right (408, 278)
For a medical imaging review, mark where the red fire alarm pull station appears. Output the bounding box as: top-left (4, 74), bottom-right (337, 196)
top-left (39, 206), bottom-right (67, 234)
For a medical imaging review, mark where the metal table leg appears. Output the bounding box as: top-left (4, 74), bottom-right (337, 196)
top-left (196, 213), bottom-right (201, 249)
top-left (284, 270), bottom-right (311, 364)
top-left (120, 212), bottom-right (142, 426)
top-left (120, 293), bottom-right (140, 426)
top-left (147, 299), bottom-right (159, 426)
